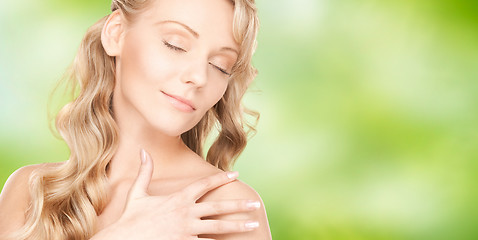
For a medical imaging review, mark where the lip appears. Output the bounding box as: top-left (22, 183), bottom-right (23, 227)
top-left (161, 91), bottom-right (196, 112)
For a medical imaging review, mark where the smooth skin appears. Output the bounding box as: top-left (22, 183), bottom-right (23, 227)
top-left (0, 154), bottom-right (270, 239)
top-left (92, 150), bottom-right (269, 239)
top-left (0, 0), bottom-right (271, 239)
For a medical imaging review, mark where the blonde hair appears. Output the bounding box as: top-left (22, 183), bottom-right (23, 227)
top-left (11, 0), bottom-right (259, 239)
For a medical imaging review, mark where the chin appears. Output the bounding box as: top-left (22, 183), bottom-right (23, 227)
top-left (147, 117), bottom-right (200, 137)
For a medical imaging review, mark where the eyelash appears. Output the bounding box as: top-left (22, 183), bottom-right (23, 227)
top-left (163, 40), bottom-right (186, 52)
top-left (163, 40), bottom-right (232, 76)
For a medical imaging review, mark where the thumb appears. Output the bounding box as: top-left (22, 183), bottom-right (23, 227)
top-left (128, 148), bottom-right (154, 199)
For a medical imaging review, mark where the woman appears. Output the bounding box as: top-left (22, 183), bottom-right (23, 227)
top-left (0, 0), bottom-right (271, 239)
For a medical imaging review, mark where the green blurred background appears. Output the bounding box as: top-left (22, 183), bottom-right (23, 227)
top-left (1, 0), bottom-right (477, 239)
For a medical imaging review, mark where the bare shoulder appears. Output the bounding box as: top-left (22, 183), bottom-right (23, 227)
top-left (199, 179), bottom-right (272, 240)
top-left (187, 159), bottom-right (265, 203)
top-left (202, 179), bottom-right (262, 201)
top-left (0, 162), bottom-right (61, 235)
top-left (188, 156), bottom-right (264, 204)
top-left (0, 163), bottom-right (43, 201)
top-left (1, 162), bottom-right (63, 195)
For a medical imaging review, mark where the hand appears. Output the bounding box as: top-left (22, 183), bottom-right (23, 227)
top-left (91, 149), bottom-right (261, 240)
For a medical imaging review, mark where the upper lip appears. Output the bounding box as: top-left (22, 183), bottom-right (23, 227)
top-left (161, 91), bottom-right (196, 110)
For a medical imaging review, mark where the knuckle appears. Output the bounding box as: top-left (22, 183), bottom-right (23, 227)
top-left (174, 191), bottom-right (188, 201)
top-left (200, 178), bottom-right (214, 189)
top-left (214, 222), bottom-right (225, 232)
top-left (172, 192), bottom-right (183, 200)
top-left (238, 221), bottom-right (247, 232)
top-left (238, 201), bottom-right (246, 210)
top-left (183, 218), bottom-right (193, 234)
top-left (212, 202), bottom-right (224, 215)
top-left (176, 207), bottom-right (188, 217)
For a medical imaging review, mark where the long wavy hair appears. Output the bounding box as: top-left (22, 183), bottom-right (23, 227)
top-left (11, 0), bottom-right (259, 239)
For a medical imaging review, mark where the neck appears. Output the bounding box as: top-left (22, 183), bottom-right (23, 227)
top-left (107, 86), bottom-right (201, 181)
top-left (106, 118), bottom-right (193, 181)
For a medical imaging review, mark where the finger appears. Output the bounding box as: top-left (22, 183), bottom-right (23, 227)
top-left (181, 171), bottom-right (239, 201)
top-left (127, 148), bottom-right (154, 199)
top-left (193, 200), bottom-right (261, 218)
top-left (192, 219), bottom-right (259, 235)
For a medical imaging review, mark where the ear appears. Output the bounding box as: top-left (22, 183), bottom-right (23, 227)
top-left (101, 10), bottom-right (124, 57)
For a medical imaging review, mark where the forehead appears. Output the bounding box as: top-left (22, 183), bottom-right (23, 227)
top-left (137, 0), bottom-right (236, 45)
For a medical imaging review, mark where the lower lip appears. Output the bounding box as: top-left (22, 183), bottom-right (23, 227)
top-left (161, 92), bottom-right (195, 113)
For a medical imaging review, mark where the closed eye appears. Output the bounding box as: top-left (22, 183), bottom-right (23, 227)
top-left (164, 40), bottom-right (231, 76)
top-left (163, 40), bottom-right (186, 52)
top-left (209, 63), bottom-right (231, 76)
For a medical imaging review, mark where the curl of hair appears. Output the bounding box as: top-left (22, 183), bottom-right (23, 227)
top-left (10, 0), bottom-right (259, 239)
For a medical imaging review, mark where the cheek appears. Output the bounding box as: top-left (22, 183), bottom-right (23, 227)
top-left (203, 81), bottom-right (229, 110)
top-left (121, 40), bottom-right (174, 88)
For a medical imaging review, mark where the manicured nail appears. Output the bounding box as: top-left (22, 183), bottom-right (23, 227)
top-left (140, 149), bottom-right (147, 164)
top-left (246, 201), bottom-right (261, 209)
top-left (245, 221), bottom-right (259, 229)
top-left (227, 171), bottom-right (239, 179)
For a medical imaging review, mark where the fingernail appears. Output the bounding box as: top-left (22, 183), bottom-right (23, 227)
top-left (226, 171), bottom-right (239, 179)
top-left (245, 221), bottom-right (259, 229)
top-left (140, 149), bottom-right (147, 164)
top-left (246, 201), bottom-right (261, 209)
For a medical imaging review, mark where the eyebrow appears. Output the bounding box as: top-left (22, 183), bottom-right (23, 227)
top-left (157, 20), bottom-right (239, 56)
top-left (158, 20), bottom-right (199, 38)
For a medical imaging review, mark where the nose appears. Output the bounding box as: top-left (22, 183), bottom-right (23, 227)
top-left (180, 59), bottom-right (208, 88)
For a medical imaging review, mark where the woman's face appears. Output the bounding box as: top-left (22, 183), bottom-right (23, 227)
top-left (113, 0), bottom-right (238, 136)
